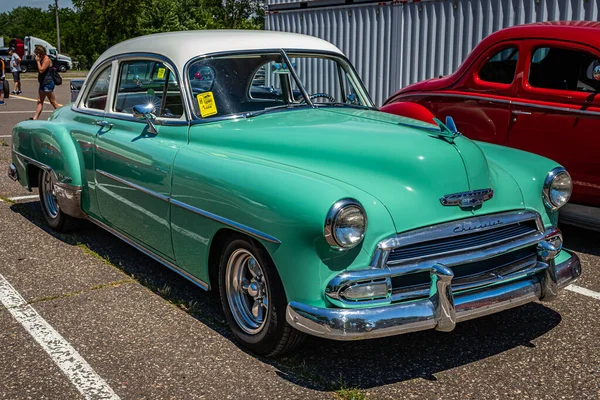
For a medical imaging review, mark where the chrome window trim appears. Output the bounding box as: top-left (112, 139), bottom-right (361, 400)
top-left (73, 53), bottom-right (192, 122)
top-left (96, 169), bottom-right (281, 244)
top-left (86, 215), bottom-right (210, 291)
top-left (111, 55), bottom-right (189, 122)
top-left (73, 58), bottom-right (116, 113)
top-left (183, 48), bottom-right (374, 121)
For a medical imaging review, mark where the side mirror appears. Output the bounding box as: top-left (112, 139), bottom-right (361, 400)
top-left (593, 64), bottom-right (600, 81)
top-left (133, 104), bottom-right (159, 134)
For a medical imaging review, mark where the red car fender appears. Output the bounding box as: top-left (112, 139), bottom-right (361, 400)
top-left (379, 102), bottom-right (436, 125)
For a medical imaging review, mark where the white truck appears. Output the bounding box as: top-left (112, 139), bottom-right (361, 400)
top-left (13, 36), bottom-right (73, 73)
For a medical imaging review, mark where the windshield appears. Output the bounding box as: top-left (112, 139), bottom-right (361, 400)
top-left (187, 51), bottom-right (373, 119)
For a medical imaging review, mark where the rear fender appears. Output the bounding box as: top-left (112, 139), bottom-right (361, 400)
top-left (11, 120), bottom-right (86, 218)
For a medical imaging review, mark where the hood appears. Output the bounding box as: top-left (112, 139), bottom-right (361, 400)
top-left (198, 108), bottom-right (525, 232)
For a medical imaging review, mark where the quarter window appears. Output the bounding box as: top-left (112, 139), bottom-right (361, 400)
top-left (479, 47), bottom-right (519, 84)
top-left (84, 65), bottom-right (111, 111)
top-left (529, 47), bottom-right (599, 93)
top-left (114, 60), bottom-right (184, 118)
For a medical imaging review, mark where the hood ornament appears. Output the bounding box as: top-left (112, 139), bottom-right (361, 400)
top-left (432, 116), bottom-right (461, 142)
top-left (440, 188), bottom-right (494, 208)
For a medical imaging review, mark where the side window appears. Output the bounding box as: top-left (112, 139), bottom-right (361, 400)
top-left (478, 47), bottom-right (519, 84)
top-left (114, 60), bottom-right (184, 118)
top-left (529, 47), bottom-right (600, 93)
top-left (249, 63), bottom-right (286, 102)
top-left (84, 65), bottom-right (111, 111)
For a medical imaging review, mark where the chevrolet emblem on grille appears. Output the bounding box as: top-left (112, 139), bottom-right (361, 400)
top-left (440, 188), bottom-right (494, 208)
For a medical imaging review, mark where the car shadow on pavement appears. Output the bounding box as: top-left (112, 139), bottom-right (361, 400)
top-left (10, 201), bottom-right (563, 392)
top-left (560, 223), bottom-right (600, 257)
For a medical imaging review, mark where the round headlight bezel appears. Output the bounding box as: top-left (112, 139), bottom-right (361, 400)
top-left (324, 198), bottom-right (367, 250)
top-left (543, 167), bottom-right (572, 211)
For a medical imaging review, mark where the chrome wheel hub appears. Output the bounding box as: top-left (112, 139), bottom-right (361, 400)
top-left (225, 249), bottom-right (269, 335)
top-left (41, 170), bottom-right (59, 219)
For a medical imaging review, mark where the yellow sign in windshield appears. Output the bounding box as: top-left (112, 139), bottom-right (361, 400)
top-left (197, 92), bottom-right (218, 118)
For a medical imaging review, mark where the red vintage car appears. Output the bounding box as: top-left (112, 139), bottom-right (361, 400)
top-left (382, 21), bottom-right (600, 231)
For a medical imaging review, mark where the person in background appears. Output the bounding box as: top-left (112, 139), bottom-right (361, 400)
top-left (0, 58), bottom-right (6, 106)
top-left (32, 45), bottom-right (59, 120)
top-left (9, 48), bottom-right (21, 95)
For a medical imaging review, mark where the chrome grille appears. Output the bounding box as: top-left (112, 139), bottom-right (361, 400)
top-left (382, 211), bottom-right (545, 303)
top-left (388, 221), bottom-right (538, 263)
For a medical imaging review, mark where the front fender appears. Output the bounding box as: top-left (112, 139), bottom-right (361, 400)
top-left (170, 145), bottom-right (396, 307)
top-left (476, 141), bottom-right (562, 227)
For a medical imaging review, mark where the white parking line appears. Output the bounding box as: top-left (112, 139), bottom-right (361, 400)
top-left (566, 284), bottom-right (600, 300)
top-left (7, 195), bottom-right (39, 201)
top-left (0, 274), bottom-right (121, 400)
top-left (0, 135), bottom-right (11, 138)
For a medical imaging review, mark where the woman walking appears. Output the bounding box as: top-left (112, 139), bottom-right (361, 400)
top-left (32, 45), bottom-right (59, 120)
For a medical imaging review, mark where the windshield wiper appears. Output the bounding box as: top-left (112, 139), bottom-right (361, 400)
top-left (243, 103), bottom-right (308, 119)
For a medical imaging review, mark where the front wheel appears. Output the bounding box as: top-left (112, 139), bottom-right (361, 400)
top-left (219, 237), bottom-right (305, 356)
top-left (38, 170), bottom-right (79, 232)
top-left (20, 64), bottom-right (28, 73)
top-left (58, 65), bottom-right (67, 73)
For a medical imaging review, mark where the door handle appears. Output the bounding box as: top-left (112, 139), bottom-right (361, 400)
top-left (94, 120), bottom-right (113, 128)
top-left (511, 110), bottom-right (532, 115)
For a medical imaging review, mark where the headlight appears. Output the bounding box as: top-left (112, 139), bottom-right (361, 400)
top-left (543, 167), bottom-right (572, 210)
top-left (324, 198), bottom-right (367, 250)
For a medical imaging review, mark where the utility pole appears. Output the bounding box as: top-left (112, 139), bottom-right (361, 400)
top-left (55, 0), bottom-right (61, 53)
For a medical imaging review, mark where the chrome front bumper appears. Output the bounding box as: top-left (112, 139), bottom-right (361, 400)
top-left (286, 252), bottom-right (581, 340)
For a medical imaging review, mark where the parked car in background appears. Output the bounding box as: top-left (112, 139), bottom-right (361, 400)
top-left (9, 30), bottom-right (581, 356)
top-left (9, 37), bottom-right (73, 73)
top-left (383, 21), bottom-right (600, 231)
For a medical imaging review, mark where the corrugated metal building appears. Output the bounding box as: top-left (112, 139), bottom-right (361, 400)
top-left (266, 0), bottom-right (600, 105)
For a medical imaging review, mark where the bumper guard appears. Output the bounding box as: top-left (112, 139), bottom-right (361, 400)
top-left (286, 252), bottom-right (581, 340)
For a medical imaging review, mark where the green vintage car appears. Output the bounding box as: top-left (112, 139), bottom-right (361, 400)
top-left (8, 31), bottom-right (581, 356)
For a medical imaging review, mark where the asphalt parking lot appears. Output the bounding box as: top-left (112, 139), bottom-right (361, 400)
top-left (0, 78), bottom-right (599, 400)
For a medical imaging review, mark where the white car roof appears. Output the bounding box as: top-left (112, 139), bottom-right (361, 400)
top-left (93, 30), bottom-right (344, 72)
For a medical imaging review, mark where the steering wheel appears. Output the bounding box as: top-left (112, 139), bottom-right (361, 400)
top-left (299, 93), bottom-right (336, 103)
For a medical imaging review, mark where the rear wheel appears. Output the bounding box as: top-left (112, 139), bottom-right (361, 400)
top-left (20, 64), bottom-right (28, 73)
top-left (219, 237), bottom-right (305, 356)
top-left (38, 169), bottom-right (79, 232)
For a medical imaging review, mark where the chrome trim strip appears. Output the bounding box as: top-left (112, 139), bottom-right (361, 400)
top-left (287, 253), bottom-right (581, 340)
top-left (377, 210), bottom-right (543, 252)
top-left (402, 92), bottom-right (600, 118)
top-left (409, 92), bottom-right (512, 105)
top-left (96, 170), bottom-right (281, 244)
top-left (170, 198), bottom-right (281, 244)
top-left (96, 169), bottom-right (170, 203)
top-left (86, 215), bottom-right (210, 291)
top-left (511, 100), bottom-right (600, 118)
top-left (12, 150), bottom-right (59, 182)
